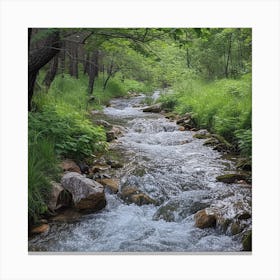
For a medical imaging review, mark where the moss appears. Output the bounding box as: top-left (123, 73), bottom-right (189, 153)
top-left (216, 173), bottom-right (248, 184)
top-left (193, 133), bottom-right (212, 139)
top-left (242, 230), bottom-right (252, 251)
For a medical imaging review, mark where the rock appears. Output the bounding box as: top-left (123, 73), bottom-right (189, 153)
top-left (120, 186), bottom-right (156, 206)
top-left (97, 178), bottom-right (120, 193)
top-left (77, 162), bottom-right (90, 174)
top-left (61, 172), bottom-right (106, 213)
top-left (194, 209), bottom-right (216, 229)
top-left (178, 126), bottom-right (185, 131)
top-left (94, 120), bottom-right (112, 129)
top-left (242, 230), bottom-right (252, 251)
top-left (48, 181), bottom-right (72, 212)
top-left (60, 159), bottom-right (81, 174)
top-left (106, 125), bottom-right (125, 142)
top-left (230, 222), bottom-right (242, 235)
top-left (176, 113), bottom-right (192, 125)
top-left (106, 160), bottom-right (124, 169)
top-left (216, 173), bottom-right (249, 184)
top-left (238, 212), bottom-right (251, 220)
top-left (203, 138), bottom-right (219, 146)
top-left (31, 224), bottom-right (50, 234)
top-left (143, 103), bottom-right (163, 113)
top-left (50, 209), bottom-right (82, 223)
top-left (130, 193), bottom-right (156, 206)
top-left (236, 158), bottom-right (252, 171)
top-left (165, 112), bottom-right (178, 120)
top-left (91, 164), bottom-right (110, 173)
top-left (193, 133), bottom-right (212, 139)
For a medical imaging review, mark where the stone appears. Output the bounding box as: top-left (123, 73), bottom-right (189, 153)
top-left (106, 125), bottom-right (125, 142)
top-left (31, 224), bottom-right (50, 234)
top-left (48, 181), bottom-right (72, 212)
top-left (193, 133), bottom-right (212, 139)
top-left (238, 212), bottom-right (251, 220)
top-left (50, 209), bottom-right (82, 223)
top-left (91, 164), bottom-right (110, 173)
top-left (216, 174), bottom-right (248, 184)
top-left (178, 126), bottom-right (185, 131)
top-left (106, 160), bottom-right (124, 169)
top-left (120, 186), bottom-right (156, 206)
top-left (142, 103), bottom-right (163, 113)
top-left (176, 113), bottom-right (192, 125)
top-left (94, 120), bottom-right (112, 129)
top-left (60, 159), bottom-right (81, 174)
top-left (194, 209), bottom-right (216, 229)
top-left (97, 178), bottom-right (120, 193)
top-left (61, 172), bottom-right (106, 213)
top-left (230, 222), bottom-right (242, 235)
top-left (242, 230), bottom-right (252, 251)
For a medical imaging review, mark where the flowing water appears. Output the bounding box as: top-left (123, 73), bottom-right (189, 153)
top-left (29, 93), bottom-right (252, 253)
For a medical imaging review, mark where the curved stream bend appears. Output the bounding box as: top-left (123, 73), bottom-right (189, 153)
top-left (29, 94), bottom-right (252, 252)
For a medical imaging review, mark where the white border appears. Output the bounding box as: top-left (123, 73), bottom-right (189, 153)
top-left (0, 0), bottom-right (280, 279)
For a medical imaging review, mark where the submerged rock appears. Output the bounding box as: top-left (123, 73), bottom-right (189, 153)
top-left (142, 103), bottom-right (163, 113)
top-left (242, 230), bottom-right (252, 251)
top-left (216, 173), bottom-right (249, 184)
top-left (61, 172), bottom-right (106, 213)
top-left (120, 186), bottom-right (156, 206)
top-left (194, 209), bottom-right (217, 229)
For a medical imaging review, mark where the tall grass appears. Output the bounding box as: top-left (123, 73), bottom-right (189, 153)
top-left (159, 74), bottom-right (252, 156)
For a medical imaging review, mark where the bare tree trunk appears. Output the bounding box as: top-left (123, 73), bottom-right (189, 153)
top-left (83, 53), bottom-right (90, 75)
top-left (43, 54), bottom-right (59, 88)
top-left (60, 41), bottom-right (66, 78)
top-left (28, 29), bottom-right (60, 110)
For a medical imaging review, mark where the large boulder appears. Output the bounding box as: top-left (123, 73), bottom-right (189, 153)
top-left (48, 181), bottom-right (72, 212)
top-left (61, 172), bottom-right (106, 213)
top-left (194, 209), bottom-right (217, 229)
top-left (142, 103), bottom-right (163, 113)
top-left (216, 173), bottom-right (249, 184)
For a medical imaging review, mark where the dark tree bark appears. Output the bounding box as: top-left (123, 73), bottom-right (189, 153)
top-left (88, 50), bottom-right (99, 95)
top-left (43, 54), bottom-right (59, 88)
top-left (225, 33), bottom-right (232, 78)
top-left (83, 53), bottom-right (90, 75)
top-left (60, 41), bottom-right (66, 77)
top-left (68, 42), bottom-right (79, 78)
top-left (28, 29), bottom-right (60, 110)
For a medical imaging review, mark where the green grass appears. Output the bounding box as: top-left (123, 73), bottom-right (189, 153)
top-left (159, 74), bottom-right (252, 156)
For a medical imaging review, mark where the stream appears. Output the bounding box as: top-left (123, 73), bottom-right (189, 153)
top-left (29, 93), bottom-right (252, 252)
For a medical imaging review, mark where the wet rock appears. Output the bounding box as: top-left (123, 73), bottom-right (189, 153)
top-left (165, 112), bottom-right (178, 120)
top-left (216, 173), bottom-right (248, 184)
top-left (176, 113), bottom-right (192, 125)
top-left (236, 158), bottom-right (252, 171)
top-left (193, 133), bottom-right (212, 139)
top-left (94, 120), bottom-right (112, 129)
top-left (50, 209), bottom-right (82, 223)
top-left (194, 209), bottom-right (217, 229)
top-left (230, 222), bottom-right (242, 235)
top-left (91, 164), bottom-right (110, 173)
top-left (31, 224), bottom-right (50, 235)
top-left (60, 159), bottom-right (81, 174)
top-left (238, 212), bottom-right (251, 220)
top-left (178, 126), bottom-right (186, 131)
top-left (61, 172), bottom-right (106, 213)
top-left (106, 125), bottom-right (125, 142)
top-left (106, 160), bottom-right (124, 169)
top-left (77, 162), bottom-right (90, 174)
top-left (97, 178), bottom-right (120, 193)
top-left (120, 186), bottom-right (156, 206)
top-left (48, 182), bottom-right (72, 212)
top-left (143, 103), bottom-right (163, 113)
top-left (242, 230), bottom-right (252, 251)
top-left (106, 131), bottom-right (117, 142)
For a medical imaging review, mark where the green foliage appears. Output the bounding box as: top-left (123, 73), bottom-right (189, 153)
top-left (28, 137), bottom-right (60, 224)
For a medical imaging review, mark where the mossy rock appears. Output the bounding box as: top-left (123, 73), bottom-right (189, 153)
top-left (230, 222), bottom-right (242, 235)
top-left (216, 173), bottom-right (248, 184)
top-left (236, 158), bottom-right (252, 171)
top-left (203, 138), bottom-right (219, 147)
top-left (193, 133), bottom-right (212, 139)
top-left (242, 230), bottom-right (252, 251)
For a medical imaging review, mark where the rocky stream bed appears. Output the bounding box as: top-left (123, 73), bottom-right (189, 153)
top-left (29, 93), bottom-right (252, 252)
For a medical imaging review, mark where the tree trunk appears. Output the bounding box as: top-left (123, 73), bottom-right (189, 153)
top-left (43, 54), bottom-right (59, 88)
top-left (68, 42), bottom-right (79, 78)
top-left (28, 29), bottom-right (60, 110)
top-left (225, 34), bottom-right (232, 78)
top-left (83, 53), bottom-right (90, 75)
top-left (87, 50), bottom-right (99, 95)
